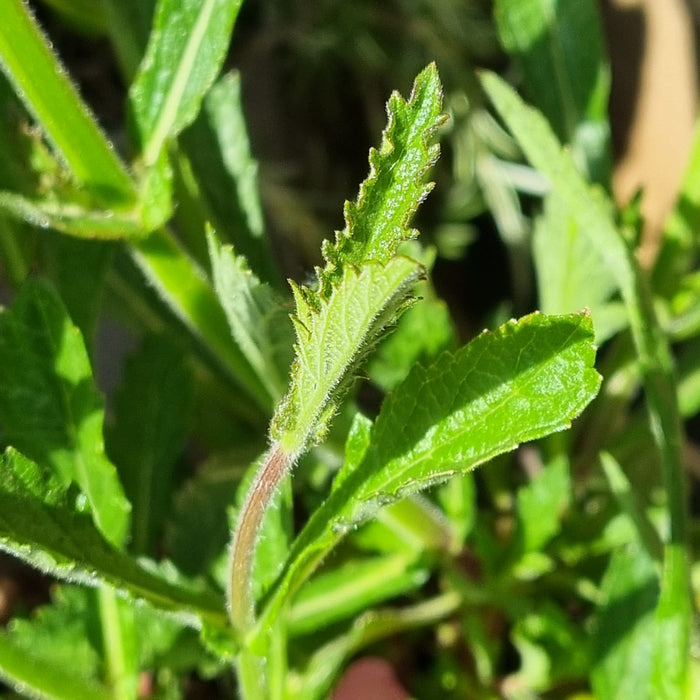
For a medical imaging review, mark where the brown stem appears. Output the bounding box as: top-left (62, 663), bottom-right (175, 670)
top-left (228, 443), bottom-right (290, 635)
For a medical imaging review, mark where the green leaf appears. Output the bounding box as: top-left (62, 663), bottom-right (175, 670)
top-left (367, 261), bottom-right (457, 391)
top-left (315, 63), bottom-right (445, 299)
top-left (271, 256), bottom-right (424, 454)
top-left (128, 228), bottom-right (274, 413)
top-left (590, 541), bottom-right (658, 700)
top-left (182, 71), bottom-right (277, 282)
top-left (288, 553), bottom-right (429, 637)
top-left (129, 0), bottom-right (244, 167)
top-left (207, 228), bottom-right (293, 402)
top-left (0, 632), bottom-right (108, 700)
top-left (516, 454), bottom-right (570, 553)
top-left (494, 0), bottom-right (611, 183)
top-left (0, 0), bottom-right (134, 203)
top-left (256, 311), bottom-right (600, 640)
top-left (532, 193), bottom-right (622, 343)
top-left (0, 278), bottom-right (130, 547)
top-left (482, 70), bottom-right (691, 689)
top-left (167, 457), bottom-right (238, 578)
top-left (0, 191), bottom-right (146, 240)
top-left (41, 233), bottom-right (115, 346)
top-left (5, 586), bottom-right (103, 690)
top-left (287, 592), bottom-right (461, 700)
top-left (108, 334), bottom-right (193, 555)
top-left (0, 447), bottom-right (227, 629)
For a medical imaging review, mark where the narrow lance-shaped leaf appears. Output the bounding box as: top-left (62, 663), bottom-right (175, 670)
top-left (229, 65), bottom-right (446, 642)
top-left (271, 63), bottom-right (445, 454)
top-left (108, 334), bottom-right (194, 556)
top-left (480, 71), bottom-right (690, 694)
top-left (207, 229), bottom-right (293, 403)
top-left (255, 311), bottom-right (600, 639)
top-left (0, 0), bottom-right (134, 204)
top-left (129, 0), bottom-right (244, 167)
top-left (0, 278), bottom-right (130, 547)
top-left (317, 63), bottom-right (445, 297)
top-left (0, 447), bottom-right (227, 630)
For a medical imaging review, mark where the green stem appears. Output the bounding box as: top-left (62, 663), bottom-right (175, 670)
top-left (228, 444), bottom-right (292, 635)
top-left (0, 0), bottom-right (135, 203)
top-left (97, 587), bottom-right (137, 700)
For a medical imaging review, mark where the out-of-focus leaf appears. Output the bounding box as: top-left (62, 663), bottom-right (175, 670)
top-left (0, 448), bottom-right (227, 629)
top-left (182, 72), bottom-right (277, 282)
top-left (288, 553), bottom-right (429, 637)
top-left (108, 334), bottom-right (193, 555)
top-left (129, 0), bottom-right (244, 167)
top-left (591, 541), bottom-right (658, 700)
top-left (167, 455), bottom-right (239, 578)
top-left (367, 276), bottom-right (456, 392)
top-left (516, 454), bottom-right (570, 553)
top-left (0, 191), bottom-right (146, 240)
top-left (0, 278), bottom-right (130, 547)
top-left (510, 601), bottom-right (590, 691)
top-left (533, 193), bottom-right (622, 343)
top-left (207, 229), bottom-right (292, 403)
top-left (494, 0), bottom-right (611, 183)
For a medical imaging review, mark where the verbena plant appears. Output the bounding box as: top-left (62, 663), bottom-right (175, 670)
top-left (0, 0), bottom-right (696, 698)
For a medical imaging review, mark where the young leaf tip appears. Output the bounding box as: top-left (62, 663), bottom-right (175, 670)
top-left (312, 63), bottom-right (446, 301)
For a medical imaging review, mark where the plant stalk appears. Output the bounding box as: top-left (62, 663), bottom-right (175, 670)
top-left (229, 443), bottom-right (291, 635)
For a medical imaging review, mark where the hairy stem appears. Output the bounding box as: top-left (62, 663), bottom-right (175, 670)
top-left (228, 443), bottom-right (291, 634)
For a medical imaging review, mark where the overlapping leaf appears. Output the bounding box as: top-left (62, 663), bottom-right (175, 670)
top-left (270, 64), bottom-right (445, 454)
top-left (256, 311), bottom-right (600, 639)
top-left (129, 0), bottom-right (244, 167)
top-left (0, 278), bottom-right (130, 547)
top-left (0, 448), bottom-right (226, 629)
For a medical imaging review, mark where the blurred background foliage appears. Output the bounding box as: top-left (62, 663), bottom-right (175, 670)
top-left (1, 0), bottom-right (699, 697)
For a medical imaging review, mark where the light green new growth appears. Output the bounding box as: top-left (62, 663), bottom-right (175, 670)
top-left (318, 62), bottom-right (445, 298)
top-left (229, 65), bottom-right (446, 645)
top-left (271, 63), bottom-right (445, 453)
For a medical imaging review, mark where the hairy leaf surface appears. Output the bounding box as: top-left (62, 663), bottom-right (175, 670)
top-left (0, 448), bottom-right (226, 629)
top-left (257, 312), bottom-right (600, 637)
top-left (271, 257), bottom-right (423, 453)
top-left (208, 229), bottom-right (293, 402)
top-left (269, 65), bottom-right (445, 454)
top-left (316, 63), bottom-right (444, 298)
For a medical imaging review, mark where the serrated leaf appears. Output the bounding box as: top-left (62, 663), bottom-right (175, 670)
top-left (0, 447), bottom-right (227, 629)
top-left (108, 334), bottom-right (193, 555)
top-left (207, 229), bottom-right (293, 402)
top-left (316, 63), bottom-right (445, 299)
top-left (129, 0), bottom-right (244, 167)
top-left (0, 278), bottom-right (130, 547)
top-left (256, 311), bottom-right (600, 638)
top-left (271, 256), bottom-right (423, 454)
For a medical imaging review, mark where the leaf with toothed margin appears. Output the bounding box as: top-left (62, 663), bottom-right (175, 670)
top-left (271, 257), bottom-right (424, 454)
top-left (315, 63), bottom-right (445, 300)
top-left (270, 64), bottom-right (444, 455)
top-left (255, 312), bottom-right (600, 642)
